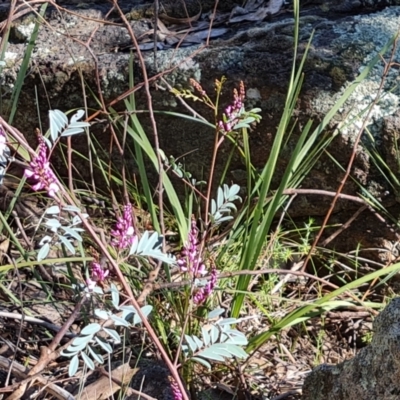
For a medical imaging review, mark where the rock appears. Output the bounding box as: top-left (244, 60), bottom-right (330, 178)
top-left (302, 297), bottom-right (400, 400)
top-left (1, 1), bottom-right (400, 256)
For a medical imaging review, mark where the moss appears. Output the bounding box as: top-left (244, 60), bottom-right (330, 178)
top-left (329, 66), bottom-right (348, 90)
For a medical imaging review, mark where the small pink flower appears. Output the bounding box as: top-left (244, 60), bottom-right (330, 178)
top-left (111, 203), bottom-right (137, 250)
top-left (91, 261), bottom-right (109, 282)
top-left (168, 376), bottom-right (183, 400)
top-left (193, 262), bottom-right (217, 304)
top-left (85, 261), bottom-right (109, 291)
top-left (24, 135), bottom-right (59, 197)
top-left (177, 219), bottom-right (206, 277)
top-left (85, 278), bottom-right (97, 291)
top-left (218, 81), bottom-right (246, 134)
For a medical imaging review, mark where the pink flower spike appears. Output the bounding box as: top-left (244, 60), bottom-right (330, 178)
top-left (111, 203), bottom-right (137, 250)
top-left (91, 261), bottom-right (109, 282)
top-left (87, 261), bottom-right (109, 290)
top-left (217, 81), bottom-right (246, 134)
top-left (24, 135), bottom-right (60, 197)
top-left (169, 377), bottom-right (184, 400)
top-left (193, 262), bottom-right (217, 304)
top-left (178, 219), bottom-right (207, 278)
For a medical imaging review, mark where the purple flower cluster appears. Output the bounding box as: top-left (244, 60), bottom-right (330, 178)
top-left (24, 135), bottom-right (59, 197)
top-left (111, 203), bottom-right (137, 250)
top-left (178, 220), bottom-right (218, 304)
top-left (177, 219), bottom-right (206, 277)
top-left (193, 262), bottom-right (217, 305)
top-left (218, 81), bottom-right (245, 133)
top-left (168, 376), bottom-right (183, 400)
top-left (86, 261), bottom-right (109, 291)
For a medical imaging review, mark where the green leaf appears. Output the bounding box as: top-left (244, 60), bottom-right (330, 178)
top-left (44, 218), bottom-right (61, 230)
top-left (61, 227), bottom-right (83, 242)
top-left (122, 97), bottom-right (188, 240)
top-left (111, 283), bottom-right (120, 309)
top-left (95, 337), bottom-right (112, 353)
top-left (185, 335), bottom-right (198, 353)
top-left (129, 231), bottom-right (176, 264)
top-left (81, 352), bottom-right (95, 370)
top-left (111, 315), bottom-right (129, 327)
top-left (68, 354), bottom-right (79, 377)
top-left (61, 348), bottom-right (79, 357)
top-left (94, 309), bottom-right (109, 320)
top-left (45, 206), bottom-right (61, 214)
top-left (193, 335), bottom-right (204, 349)
top-left (217, 187), bottom-right (223, 208)
top-left (224, 332), bottom-right (247, 346)
top-left (205, 343), bottom-right (232, 358)
top-left (120, 305), bottom-right (136, 320)
top-left (191, 356), bottom-right (211, 370)
top-left (224, 344), bottom-right (248, 359)
top-left (37, 243), bottom-right (50, 261)
top-left (202, 327), bottom-right (210, 347)
top-left (132, 305), bottom-right (152, 325)
top-left (59, 236), bottom-right (76, 255)
top-left (208, 308), bottom-right (224, 319)
top-left (103, 328), bottom-right (121, 343)
top-left (87, 345), bottom-right (104, 364)
top-left (247, 261), bottom-right (400, 352)
top-left (197, 347), bottom-right (225, 362)
top-left (69, 340), bottom-right (90, 353)
top-left (211, 326), bottom-right (219, 344)
top-left (81, 323), bottom-right (101, 336)
top-left (49, 110), bottom-right (68, 141)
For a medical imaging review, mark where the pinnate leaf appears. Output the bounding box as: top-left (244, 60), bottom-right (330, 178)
top-left (129, 231), bottom-right (175, 264)
top-left (81, 323), bottom-right (101, 336)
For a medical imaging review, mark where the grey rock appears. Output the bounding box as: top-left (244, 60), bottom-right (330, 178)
top-left (302, 298), bottom-right (400, 400)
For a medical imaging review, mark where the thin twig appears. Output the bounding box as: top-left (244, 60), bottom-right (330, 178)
top-left (320, 205), bottom-right (368, 247)
top-left (0, 311), bottom-right (76, 337)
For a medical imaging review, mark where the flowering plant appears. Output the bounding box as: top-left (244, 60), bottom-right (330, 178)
top-left (24, 134), bottom-right (60, 197)
top-left (111, 203), bottom-right (137, 250)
